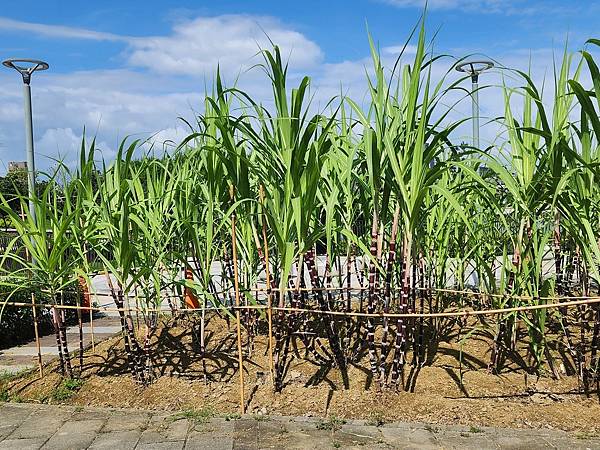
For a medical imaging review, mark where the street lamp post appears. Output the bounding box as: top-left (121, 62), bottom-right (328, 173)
top-left (2, 58), bottom-right (49, 224)
top-left (455, 60), bottom-right (494, 149)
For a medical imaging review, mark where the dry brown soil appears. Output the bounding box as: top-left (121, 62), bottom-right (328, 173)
top-left (2, 315), bottom-right (599, 433)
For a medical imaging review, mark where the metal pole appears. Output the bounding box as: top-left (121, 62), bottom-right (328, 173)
top-left (455, 61), bottom-right (493, 150)
top-left (472, 74), bottom-right (479, 150)
top-left (22, 82), bottom-right (37, 225)
top-left (3, 59), bottom-right (49, 226)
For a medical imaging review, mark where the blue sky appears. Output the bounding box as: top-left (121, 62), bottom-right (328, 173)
top-left (0, 0), bottom-right (598, 170)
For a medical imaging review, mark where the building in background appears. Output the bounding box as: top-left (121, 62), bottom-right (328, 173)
top-left (8, 161), bottom-right (27, 172)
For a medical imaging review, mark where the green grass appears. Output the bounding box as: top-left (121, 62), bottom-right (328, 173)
top-left (0, 369), bottom-right (33, 403)
top-left (252, 414), bottom-right (270, 422)
top-left (424, 424), bottom-right (439, 434)
top-left (0, 369), bottom-right (29, 383)
top-left (170, 406), bottom-right (215, 425)
top-left (365, 411), bottom-right (387, 427)
top-left (223, 412), bottom-right (241, 421)
top-left (50, 378), bottom-right (84, 402)
top-left (316, 415), bottom-right (346, 432)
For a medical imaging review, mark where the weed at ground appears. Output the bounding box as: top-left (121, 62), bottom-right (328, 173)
top-left (317, 415), bottom-right (346, 432)
top-left (170, 406), bottom-right (215, 425)
top-left (252, 414), bottom-right (270, 422)
top-left (425, 424), bottom-right (439, 433)
top-left (365, 411), bottom-right (386, 427)
top-left (50, 378), bottom-right (84, 402)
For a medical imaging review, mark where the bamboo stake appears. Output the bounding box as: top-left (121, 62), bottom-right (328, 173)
top-left (260, 185), bottom-right (275, 386)
top-left (21, 202), bottom-right (42, 378)
top-left (31, 292), bottom-right (43, 378)
top-left (90, 302), bottom-right (95, 352)
top-left (76, 291), bottom-right (84, 373)
top-left (9, 294), bottom-right (600, 317)
top-left (230, 185), bottom-right (245, 414)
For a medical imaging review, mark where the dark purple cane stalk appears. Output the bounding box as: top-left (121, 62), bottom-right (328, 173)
top-left (490, 245), bottom-right (520, 373)
top-left (77, 303), bottom-right (84, 374)
top-left (379, 205), bottom-right (400, 387)
top-left (416, 253), bottom-right (426, 366)
top-left (272, 254), bottom-right (292, 391)
top-left (390, 235), bottom-right (409, 389)
top-left (366, 211), bottom-right (380, 381)
top-left (56, 295), bottom-right (73, 379)
top-left (296, 260), bottom-right (331, 365)
top-left (52, 306), bottom-right (65, 376)
top-left (580, 260), bottom-right (589, 393)
top-left (143, 312), bottom-right (157, 380)
top-left (343, 246), bottom-right (352, 362)
top-left (223, 245), bottom-right (236, 310)
top-left (554, 212), bottom-right (563, 299)
top-left (410, 253), bottom-right (418, 365)
top-left (590, 307), bottom-right (600, 378)
top-left (105, 273), bottom-right (146, 384)
top-left (304, 248), bottom-right (347, 386)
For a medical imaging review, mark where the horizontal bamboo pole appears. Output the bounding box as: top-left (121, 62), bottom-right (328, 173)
top-left (0, 301), bottom-right (265, 314)
top-left (4, 295), bottom-right (600, 318)
top-left (270, 297), bottom-right (600, 318)
top-left (8, 284), bottom-right (594, 303)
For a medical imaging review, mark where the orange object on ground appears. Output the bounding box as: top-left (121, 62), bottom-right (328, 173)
top-left (184, 267), bottom-right (200, 308)
top-left (79, 276), bottom-right (91, 310)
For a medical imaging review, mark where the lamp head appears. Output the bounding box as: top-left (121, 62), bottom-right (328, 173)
top-left (455, 60), bottom-right (494, 83)
top-left (3, 58), bottom-right (49, 84)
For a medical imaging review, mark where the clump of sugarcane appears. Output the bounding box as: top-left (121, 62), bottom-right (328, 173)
top-left (89, 140), bottom-right (164, 385)
top-left (6, 17), bottom-right (600, 400)
top-left (231, 45), bottom-right (350, 390)
top-left (347, 21), bottom-right (469, 389)
top-left (0, 162), bottom-right (85, 379)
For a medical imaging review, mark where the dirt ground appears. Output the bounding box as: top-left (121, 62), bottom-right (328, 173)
top-left (2, 314), bottom-right (600, 433)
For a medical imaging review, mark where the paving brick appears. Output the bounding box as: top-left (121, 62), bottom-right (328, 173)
top-left (435, 430), bottom-right (496, 450)
top-left (88, 430), bottom-right (141, 449)
top-left (0, 437), bottom-right (47, 449)
top-left (136, 441), bottom-right (184, 450)
top-left (185, 419), bottom-right (234, 450)
top-left (101, 411), bottom-right (150, 432)
top-left (41, 419), bottom-right (105, 450)
top-left (70, 408), bottom-right (111, 422)
top-left (3, 403), bottom-right (600, 449)
top-left (0, 424), bottom-right (17, 440)
top-left (10, 407), bottom-right (72, 439)
top-left (380, 425), bottom-right (439, 449)
top-left (232, 418), bottom-right (258, 450)
top-left (0, 403), bottom-right (39, 428)
top-left (138, 415), bottom-right (189, 444)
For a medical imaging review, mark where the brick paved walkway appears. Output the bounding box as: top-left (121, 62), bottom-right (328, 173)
top-left (1, 402), bottom-right (599, 449)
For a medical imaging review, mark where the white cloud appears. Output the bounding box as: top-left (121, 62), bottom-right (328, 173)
top-left (382, 44), bottom-right (419, 55)
top-left (0, 17), bottom-right (126, 41)
top-left (0, 68), bottom-right (201, 170)
top-left (0, 14), bottom-right (327, 171)
top-left (126, 15), bottom-right (323, 76)
top-left (0, 12), bottom-right (587, 174)
top-left (382, 0), bottom-right (527, 14)
top-left (35, 128), bottom-right (115, 169)
top-left (0, 14), bottom-right (323, 77)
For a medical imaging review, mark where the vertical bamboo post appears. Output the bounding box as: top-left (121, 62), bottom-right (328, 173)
top-left (230, 185), bottom-right (245, 414)
top-left (76, 291), bottom-right (84, 373)
top-left (21, 203), bottom-right (43, 378)
top-left (31, 292), bottom-right (43, 378)
top-left (260, 185), bottom-right (275, 386)
top-left (89, 302), bottom-right (95, 352)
